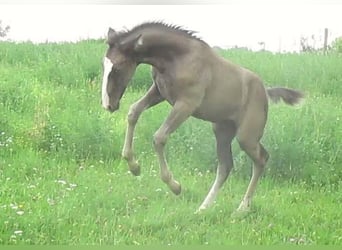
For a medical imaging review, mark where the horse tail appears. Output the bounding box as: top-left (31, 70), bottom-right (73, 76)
top-left (267, 87), bottom-right (304, 106)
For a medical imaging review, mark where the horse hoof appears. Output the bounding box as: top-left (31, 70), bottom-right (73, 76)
top-left (194, 207), bottom-right (206, 215)
top-left (170, 180), bottom-right (181, 195)
top-left (231, 210), bottom-right (249, 219)
top-left (231, 207), bottom-right (251, 219)
top-left (129, 163), bottom-right (141, 176)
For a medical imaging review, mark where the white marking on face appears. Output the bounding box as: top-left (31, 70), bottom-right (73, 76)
top-left (102, 57), bottom-right (114, 109)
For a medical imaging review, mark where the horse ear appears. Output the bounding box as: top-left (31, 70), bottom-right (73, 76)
top-left (119, 34), bottom-right (143, 52)
top-left (134, 35), bottom-right (144, 51)
top-left (107, 27), bottom-right (117, 46)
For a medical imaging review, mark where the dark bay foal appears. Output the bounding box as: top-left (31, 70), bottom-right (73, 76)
top-left (101, 22), bottom-right (304, 213)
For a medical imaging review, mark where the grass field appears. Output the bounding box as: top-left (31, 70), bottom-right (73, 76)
top-left (0, 40), bottom-right (341, 245)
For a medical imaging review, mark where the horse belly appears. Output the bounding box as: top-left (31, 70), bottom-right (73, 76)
top-left (192, 98), bottom-right (241, 123)
top-left (192, 80), bottom-right (243, 122)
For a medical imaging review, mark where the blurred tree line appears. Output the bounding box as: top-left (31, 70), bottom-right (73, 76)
top-left (0, 20), bottom-right (10, 38)
top-left (331, 37), bottom-right (342, 53)
top-left (300, 28), bottom-right (342, 53)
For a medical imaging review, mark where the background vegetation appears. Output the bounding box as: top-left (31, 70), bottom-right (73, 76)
top-left (0, 40), bottom-right (341, 245)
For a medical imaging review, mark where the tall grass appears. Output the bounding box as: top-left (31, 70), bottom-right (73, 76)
top-left (0, 41), bottom-right (341, 245)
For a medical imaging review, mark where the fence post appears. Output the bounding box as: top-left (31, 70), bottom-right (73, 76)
top-left (324, 28), bottom-right (328, 54)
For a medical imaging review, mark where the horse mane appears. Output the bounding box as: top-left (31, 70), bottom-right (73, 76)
top-left (114, 21), bottom-right (207, 45)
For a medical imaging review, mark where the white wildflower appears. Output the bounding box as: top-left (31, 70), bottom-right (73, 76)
top-left (47, 198), bottom-right (55, 206)
top-left (56, 179), bottom-right (67, 185)
top-left (16, 211), bottom-right (24, 215)
top-left (10, 204), bottom-right (18, 210)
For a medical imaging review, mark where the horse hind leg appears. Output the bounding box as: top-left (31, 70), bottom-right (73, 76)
top-left (236, 140), bottom-right (269, 212)
top-left (236, 105), bottom-right (269, 212)
top-left (197, 121), bottom-right (236, 212)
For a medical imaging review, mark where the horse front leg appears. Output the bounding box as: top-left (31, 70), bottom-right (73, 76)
top-left (153, 100), bottom-right (198, 195)
top-left (122, 84), bottom-right (164, 175)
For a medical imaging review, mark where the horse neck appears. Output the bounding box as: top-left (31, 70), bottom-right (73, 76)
top-left (134, 31), bottom-right (194, 71)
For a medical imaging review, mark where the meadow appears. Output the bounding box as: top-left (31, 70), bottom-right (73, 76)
top-left (0, 40), bottom-right (341, 245)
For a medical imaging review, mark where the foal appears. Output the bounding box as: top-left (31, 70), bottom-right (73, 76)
top-left (101, 22), bottom-right (303, 212)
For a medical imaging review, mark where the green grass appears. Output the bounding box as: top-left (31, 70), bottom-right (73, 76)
top-left (0, 41), bottom-right (341, 245)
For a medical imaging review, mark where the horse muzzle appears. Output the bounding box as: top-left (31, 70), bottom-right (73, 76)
top-left (102, 102), bottom-right (119, 113)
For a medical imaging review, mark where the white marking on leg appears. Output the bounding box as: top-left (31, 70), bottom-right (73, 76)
top-left (237, 165), bottom-right (263, 212)
top-left (197, 178), bottom-right (220, 212)
top-left (102, 57), bottom-right (114, 109)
